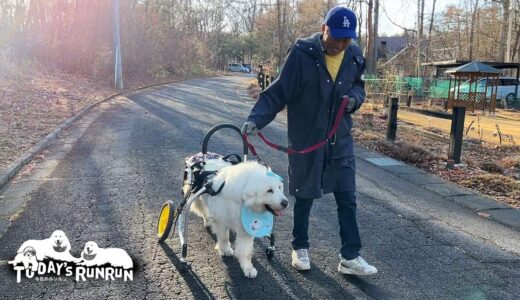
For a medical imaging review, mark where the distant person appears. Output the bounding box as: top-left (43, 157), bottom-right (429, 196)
top-left (241, 5), bottom-right (377, 275)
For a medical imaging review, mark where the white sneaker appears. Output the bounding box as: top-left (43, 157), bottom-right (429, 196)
top-left (338, 255), bottom-right (377, 275)
top-left (291, 249), bottom-right (311, 270)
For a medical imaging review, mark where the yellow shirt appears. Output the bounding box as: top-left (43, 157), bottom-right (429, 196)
top-left (325, 50), bottom-right (345, 82)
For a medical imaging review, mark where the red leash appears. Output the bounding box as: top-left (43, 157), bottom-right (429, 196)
top-left (244, 96), bottom-right (350, 156)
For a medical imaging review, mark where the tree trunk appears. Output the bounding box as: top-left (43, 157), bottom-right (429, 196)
top-left (358, 4), bottom-right (363, 49)
top-left (425, 0), bottom-right (437, 62)
top-left (416, 0), bottom-right (424, 77)
top-left (499, 0), bottom-right (510, 62)
top-left (276, 0), bottom-right (287, 69)
top-left (512, 20), bottom-right (519, 62)
top-left (469, 0), bottom-right (479, 60)
top-left (457, 13), bottom-right (462, 59)
top-left (370, 0), bottom-right (379, 75)
top-left (366, 0), bottom-right (373, 74)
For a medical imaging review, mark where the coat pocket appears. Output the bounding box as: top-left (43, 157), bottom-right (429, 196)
top-left (330, 119), bottom-right (354, 159)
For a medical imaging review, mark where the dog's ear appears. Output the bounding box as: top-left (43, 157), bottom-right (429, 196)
top-left (242, 181), bottom-right (257, 207)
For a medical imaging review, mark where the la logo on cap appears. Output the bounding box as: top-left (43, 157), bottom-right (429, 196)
top-left (343, 16), bottom-right (350, 28)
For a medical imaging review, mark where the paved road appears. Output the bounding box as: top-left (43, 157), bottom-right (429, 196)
top-left (0, 76), bottom-right (519, 299)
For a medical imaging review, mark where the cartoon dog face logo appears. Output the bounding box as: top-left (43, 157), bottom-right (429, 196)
top-left (23, 246), bottom-right (36, 258)
top-left (251, 219), bottom-right (262, 231)
top-left (79, 241), bottom-right (133, 269)
top-left (51, 230), bottom-right (69, 253)
top-left (82, 241), bottom-right (98, 261)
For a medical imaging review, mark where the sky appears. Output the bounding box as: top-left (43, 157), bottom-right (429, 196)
top-left (378, 0), bottom-right (461, 36)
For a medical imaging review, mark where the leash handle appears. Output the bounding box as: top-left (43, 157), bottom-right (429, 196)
top-left (244, 96), bottom-right (350, 155)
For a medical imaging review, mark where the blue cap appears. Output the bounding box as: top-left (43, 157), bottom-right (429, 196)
top-left (324, 6), bottom-right (357, 39)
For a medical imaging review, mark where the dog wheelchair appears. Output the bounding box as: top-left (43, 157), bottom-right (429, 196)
top-left (156, 123), bottom-right (276, 271)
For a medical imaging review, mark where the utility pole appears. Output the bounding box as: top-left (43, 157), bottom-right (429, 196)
top-left (113, 0), bottom-right (124, 90)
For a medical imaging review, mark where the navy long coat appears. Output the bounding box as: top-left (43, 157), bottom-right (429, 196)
top-left (247, 33), bottom-right (366, 199)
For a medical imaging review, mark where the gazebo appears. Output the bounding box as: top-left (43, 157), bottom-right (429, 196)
top-left (445, 61), bottom-right (501, 113)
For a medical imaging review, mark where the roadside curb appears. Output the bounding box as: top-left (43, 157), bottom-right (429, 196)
top-left (356, 146), bottom-right (520, 231)
top-left (0, 77), bottom-right (203, 191)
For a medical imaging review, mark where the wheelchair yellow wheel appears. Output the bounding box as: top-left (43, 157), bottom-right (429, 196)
top-left (157, 200), bottom-right (175, 242)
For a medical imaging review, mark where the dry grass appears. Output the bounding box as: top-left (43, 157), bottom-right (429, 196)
top-left (459, 174), bottom-right (520, 203)
top-left (480, 161), bottom-right (505, 174)
top-left (357, 131), bottom-right (380, 141)
top-left (500, 155), bottom-right (520, 169)
top-left (247, 79), bottom-right (261, 100)
top-left (423, 127), bottom-right (445, 135)
top-left (373, 140), bottom-right (441, 167)
top-left (0, 66), bottom-right (115, 170)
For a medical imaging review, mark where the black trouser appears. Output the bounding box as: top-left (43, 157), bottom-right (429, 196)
top-left (291, 191), bottom-right (361, 260)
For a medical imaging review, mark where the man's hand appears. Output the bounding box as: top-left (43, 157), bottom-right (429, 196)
top-left (241, 121), bottom-right (259, 136)
top-left (344, 96), bottom-right (358, 113)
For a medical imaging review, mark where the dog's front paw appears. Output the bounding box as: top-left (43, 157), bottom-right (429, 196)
top-left (203, 217), bottom-right (209, 228)
top-left (221, 247), bottom-right (234, 257)
top-left (242, 266), bottom-right (257, 278)
top-left (215, 245), bottom-right (234, 257)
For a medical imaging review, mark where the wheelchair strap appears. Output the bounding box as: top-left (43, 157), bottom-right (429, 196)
top-left (204, 180), bottom-right (225, 196)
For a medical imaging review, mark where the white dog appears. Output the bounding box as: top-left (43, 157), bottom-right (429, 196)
top-left (79, 241), bottom-right (133, 269)
top-left (8, 246), bottom-right (38, 271)
top-left (191, 161), bottom-right (288, 278)
top-left (8, 230), bottom-right (78, 268)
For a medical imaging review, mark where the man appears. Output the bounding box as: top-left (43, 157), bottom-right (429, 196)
top-left (241, 5), bottom-right (377, 276)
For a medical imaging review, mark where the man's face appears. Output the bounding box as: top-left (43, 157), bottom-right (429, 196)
top-left (321, 25), bottom-right (352, 56)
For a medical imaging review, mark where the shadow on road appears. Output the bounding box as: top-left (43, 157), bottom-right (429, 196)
top-left (159, 242), bottom-right (216, 300)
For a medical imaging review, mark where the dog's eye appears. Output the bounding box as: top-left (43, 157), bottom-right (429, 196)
top-left (267, 188), bottom-right (274, 193)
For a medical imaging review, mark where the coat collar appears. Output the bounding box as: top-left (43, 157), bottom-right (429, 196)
top-left (294, 33), bottom-right (360, 62)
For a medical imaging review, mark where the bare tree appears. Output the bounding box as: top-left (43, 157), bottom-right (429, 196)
top-left (369, 0), bottom-right (378, 75)
top-left (418, 0), bottom-right (425, 76)
top-left (366, 0), bottom-right (373, 73)
top-left (424, 0), bottom-right (437, 62)
top-left (468, 0), bottom-right (479, 60)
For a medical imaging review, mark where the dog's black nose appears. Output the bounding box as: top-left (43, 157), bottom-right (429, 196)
top-left (281, 199), bottom-right (289, 208)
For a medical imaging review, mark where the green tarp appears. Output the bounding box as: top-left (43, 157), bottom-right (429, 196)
top-left (364, 76), bottom-right (450, 98)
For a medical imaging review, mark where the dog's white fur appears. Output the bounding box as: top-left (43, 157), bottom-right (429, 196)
top-left (191, 161), bottom-right (288, 278)
top-left (79, 241), bottom-right (133, 269)
top-left (8, 230), bottom-right (78, 268)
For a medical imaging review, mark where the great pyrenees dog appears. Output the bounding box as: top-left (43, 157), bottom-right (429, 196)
top-left (8, 230), bottom-right (78, 268)
top-left (78, 241), bottom-right (133, 269)
top-left (191, 161), bottom-right (288, 278)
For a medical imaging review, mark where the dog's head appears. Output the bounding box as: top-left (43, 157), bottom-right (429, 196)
top-left (242, 168), bottom-right (288, 216)
top-left (23, 246), bottom-right (36, 258)
top-left (82, 241), bottom-right (99, 261)
top-left (50, 230), bottom-right (70, 253)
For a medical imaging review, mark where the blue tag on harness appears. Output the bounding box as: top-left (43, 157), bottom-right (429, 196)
top-left (241, 206), bottom-right (273, 238)
top-left (266, 170), bottom-right (283, 181)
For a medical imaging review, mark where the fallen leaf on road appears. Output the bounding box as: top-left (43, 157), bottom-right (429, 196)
top-left (477, 211), bottom-right (491, 218)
